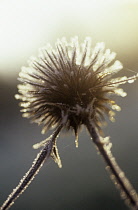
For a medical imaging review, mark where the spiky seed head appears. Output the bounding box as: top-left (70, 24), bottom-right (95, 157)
top-left (15, 37), bottom-right (138, 144)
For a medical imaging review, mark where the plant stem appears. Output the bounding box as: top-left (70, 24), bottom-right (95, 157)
top-left (1, 124), bottom-right (63, 210)
top-left (85, 120), bottom-right (138, 210)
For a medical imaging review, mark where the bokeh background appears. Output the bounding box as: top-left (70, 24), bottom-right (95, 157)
top-left (0, 0), bottom-right (138, 209)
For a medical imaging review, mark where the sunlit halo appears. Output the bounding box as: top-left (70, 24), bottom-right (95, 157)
top-left (0, 0), bottom-right (137, 75)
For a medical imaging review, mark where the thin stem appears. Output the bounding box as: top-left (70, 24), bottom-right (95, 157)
top-left (1, 124), bottom-right (63, 210)
top-left (85, 120), bottom-right (138, 210)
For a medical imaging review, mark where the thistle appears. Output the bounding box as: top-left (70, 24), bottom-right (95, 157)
top-left (1, 37), bottom-right (138, 210)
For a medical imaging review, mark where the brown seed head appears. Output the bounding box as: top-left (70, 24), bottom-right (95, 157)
top-left (15, 37), bottom-right (138, 139)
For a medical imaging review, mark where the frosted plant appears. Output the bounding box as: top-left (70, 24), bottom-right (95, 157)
top-left (1, 37), bottom-right (138, 210)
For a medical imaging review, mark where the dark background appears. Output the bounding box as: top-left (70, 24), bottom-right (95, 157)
top-left (0, 1), bottom-right (138, 210)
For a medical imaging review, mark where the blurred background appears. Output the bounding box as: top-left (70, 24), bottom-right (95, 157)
top-left (0, 0), bottom-right (138, 209)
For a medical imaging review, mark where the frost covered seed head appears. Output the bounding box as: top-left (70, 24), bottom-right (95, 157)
top-left (15, 37), bottom-right (138, 143)
top-left (2, 37), bottom-right (137, 210)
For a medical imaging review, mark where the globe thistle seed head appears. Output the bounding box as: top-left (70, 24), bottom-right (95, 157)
top-left (15, 37), bottom-right (138, 140)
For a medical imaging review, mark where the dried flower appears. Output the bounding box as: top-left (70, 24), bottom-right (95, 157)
top-left (15, 37), bottom-right (137, 147)
top-left (2, 37), bottom-right (138, 210)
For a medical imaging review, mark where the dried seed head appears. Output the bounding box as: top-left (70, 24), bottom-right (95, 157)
top-left (15, 37), bottom-right (138, 141)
